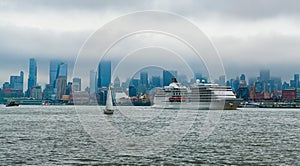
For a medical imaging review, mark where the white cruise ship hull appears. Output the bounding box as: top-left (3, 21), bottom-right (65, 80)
top-left (153, 97), bottom-right (240, 110)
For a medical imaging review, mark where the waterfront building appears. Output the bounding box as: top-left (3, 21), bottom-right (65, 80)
top-left (97, 60), bottom-right (111, 88)
top-left (282, 89), bottom-right (296, 102)
top-left (295, 88), bottom-right (300, 102)
top-left (73, 91), bottom-right (90, 105)
top-left (56, 76), bottom-right (67, 100)
top-left (72, 77), bottom-right (81, 92)
top-left (43, 84), bottom-right (55, 100)
top-left (31, 86), bottom-right (42, 99)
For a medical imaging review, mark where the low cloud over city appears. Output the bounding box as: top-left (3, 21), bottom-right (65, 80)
top-left (1, 0), bottom-right (300, 87)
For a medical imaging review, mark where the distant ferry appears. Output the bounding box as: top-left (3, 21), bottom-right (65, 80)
top-left (6, 101), bottom-right (19, 107)
top-left (153, 78), bottom-right (241, 110)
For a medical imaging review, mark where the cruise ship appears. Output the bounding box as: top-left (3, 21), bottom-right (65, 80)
top-left (153, 78), bottom-right (241, 110)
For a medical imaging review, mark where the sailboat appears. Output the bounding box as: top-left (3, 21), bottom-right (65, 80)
top-left (104, 85), bottom-right (114, 115)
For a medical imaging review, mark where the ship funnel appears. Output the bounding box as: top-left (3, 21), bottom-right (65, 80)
top-left (171, 78), bottom-right (178, 83)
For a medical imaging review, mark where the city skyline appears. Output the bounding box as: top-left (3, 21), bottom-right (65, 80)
top-left (3, 57), bottom-right (300, 105)
top-left (3, 57), bottom-right (300, 90)
top-left (3, 57), bottom-right (300, 88)
top-left (1, 1), bottom-right (300, 88)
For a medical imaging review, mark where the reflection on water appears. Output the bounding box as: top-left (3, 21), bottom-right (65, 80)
top-left (0, 105), bottom-right (299, 165)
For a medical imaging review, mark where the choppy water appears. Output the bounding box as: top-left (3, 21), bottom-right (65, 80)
top-left (0, 105), bottom-right (299, 165)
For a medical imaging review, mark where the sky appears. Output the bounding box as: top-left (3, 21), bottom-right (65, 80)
top-left (1, 0), bottom-right (300, 89)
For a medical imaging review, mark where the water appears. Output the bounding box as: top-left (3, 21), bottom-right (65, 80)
top-left (0, 105), bottom-right (299, 165)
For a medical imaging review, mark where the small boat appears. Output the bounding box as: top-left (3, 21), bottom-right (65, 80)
top-left (104, 85), bottom-right (114, 115)
top-left (6, 101), bottom-right (19, 107)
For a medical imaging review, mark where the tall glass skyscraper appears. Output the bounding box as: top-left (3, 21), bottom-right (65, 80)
top-left (56, 63), bottom-right (68, 78)
top-left (27, 58), bottom-right (37, 92)
top-left (97, 60), bottom-right (111, 88)
top-left (140, 72), bottom-right (149, 87)
top-left (49, 60), bottom-right (61, 86)
top-left (55, 63), bottom-right (68, 99)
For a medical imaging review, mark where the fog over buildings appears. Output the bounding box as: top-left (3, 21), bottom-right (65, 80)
top-left (1, 0), bottom-right (300, 88)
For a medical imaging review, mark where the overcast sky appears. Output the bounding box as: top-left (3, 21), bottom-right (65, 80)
top-left (1, 0), bottom-right (300, 88)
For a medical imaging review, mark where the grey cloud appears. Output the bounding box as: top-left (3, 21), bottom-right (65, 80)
top-left (1, 0), bottom-right (300, 87)
top-left (2, 0), bottom-right (300, 20)
top-left (0, 25), bottom-right (80, 86)
top-left (0, 25), bottom-right (88, 58)
top-left (213, 34), bottom-right (300, 81)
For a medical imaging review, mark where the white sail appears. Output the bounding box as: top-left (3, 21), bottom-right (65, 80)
top-left (105, 85), bottom-right (114, 111)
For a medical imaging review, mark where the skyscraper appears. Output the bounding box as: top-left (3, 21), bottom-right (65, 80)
top-left (260, 69), bottom-right (270, 82)
top-left (55, 62), bottom-right (68, 99)
top-left (27, 58), bottom-right (37, 96)
top-left (97, 60), bottom-right (111, 88)
top-left (163, 70), bottom-right (177, 86)
top-left (114, 76), bottom-right (120, 88)
top-left (240, 74), bottom-right (246, 81)
top-left (72, 77), bottom-right (81, 92)
top-left (294, 74), bottom-right (299, 88)
top-left (260, 69), bottom-right (270, 92)
top-left (151, 76), bottom-right (161, 87)
top-left (56, 62), bottom-right (68, 78)
top-left (49, 60), bottom-right (61, 86)
top-left (89, 70), bottom-right (97, 94)
top-left (140, 72), bottom-right (148, 87)
top-left (10, 71), bottom-right (24, 91)
top-left (56, 77), bottom-right (67, 100)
